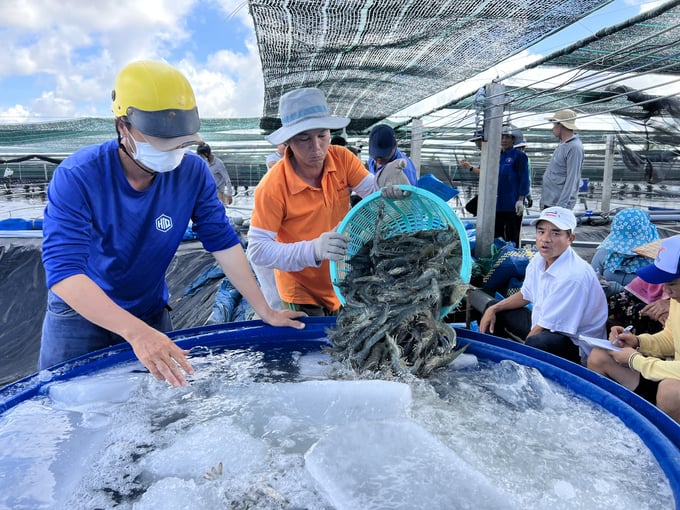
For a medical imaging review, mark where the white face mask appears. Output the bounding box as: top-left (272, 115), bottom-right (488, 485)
top-left (131, 140), bottom-right (187, 173)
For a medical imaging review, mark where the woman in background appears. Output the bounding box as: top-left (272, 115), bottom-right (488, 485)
top-left (591, 208), bottom-right (665, 333)
top-left (591, 208), bottom-right (658, 294)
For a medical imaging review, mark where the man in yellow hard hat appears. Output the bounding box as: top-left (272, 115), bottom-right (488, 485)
top-left (40, 61), bottom-right (305, 387)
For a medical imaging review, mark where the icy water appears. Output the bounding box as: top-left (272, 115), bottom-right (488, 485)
top-left (0, 343), bottom-right (673, 510)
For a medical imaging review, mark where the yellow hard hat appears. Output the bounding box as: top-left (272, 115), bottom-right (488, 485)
top-left (111, 60), bottom-right (200, 144)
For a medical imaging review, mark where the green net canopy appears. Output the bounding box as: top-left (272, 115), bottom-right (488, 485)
top-left (250, 0), bottom-right (615, 131)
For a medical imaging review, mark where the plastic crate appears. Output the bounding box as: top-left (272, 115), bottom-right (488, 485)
top-left (330, 185), bottom-right (472, 317)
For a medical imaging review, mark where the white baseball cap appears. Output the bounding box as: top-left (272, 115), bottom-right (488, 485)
top-left (531, 206), bottom-right (577, 231)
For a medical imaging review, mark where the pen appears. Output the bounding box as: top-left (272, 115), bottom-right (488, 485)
top-left (612, 325), bottom-right (634, 347)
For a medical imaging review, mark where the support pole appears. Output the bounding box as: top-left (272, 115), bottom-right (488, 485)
top-left (475, 82), bottom-right (504, 259)
top-left (601, 134), bottom-right (615, 214)
top-left (410, 118), bottom-right (423, 179)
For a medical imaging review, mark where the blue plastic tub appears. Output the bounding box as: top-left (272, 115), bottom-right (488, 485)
top-left (1, 318), bottom-right (679, 508)
top-left (0, 218), bottom-right (43, 230)
top-left (416, 173), bottom-right (459, 201)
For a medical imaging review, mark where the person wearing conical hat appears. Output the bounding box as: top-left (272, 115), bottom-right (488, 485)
top-left (541, 109), bottom-right (584, 210)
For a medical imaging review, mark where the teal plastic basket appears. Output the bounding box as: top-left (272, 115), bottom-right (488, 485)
top-left (330, 185), bottom-right (472, 318)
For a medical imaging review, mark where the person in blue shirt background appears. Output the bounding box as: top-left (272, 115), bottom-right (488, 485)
top-left (495, 125), bottom-right (530, 247)
top-left (40, 60), bottom-right (305, 388)
top-left (367, 124), bottom-right (418, 185)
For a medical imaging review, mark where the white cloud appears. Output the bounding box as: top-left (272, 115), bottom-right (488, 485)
top-left (31, 91), bottom-right (82, 119)
top-left (1, 104), bottom-right (30, 123)
top-left (1, 0), bottom-right (666, 125)
top-left (182, 23), bottom-right (265, 117)
top-left (0, 0), bottom-right (263, 123)
top-left (635, 1), bottom-right (668, 13)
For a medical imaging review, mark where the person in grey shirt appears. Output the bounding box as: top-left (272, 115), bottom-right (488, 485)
top-left (266, 143), bottom-right (286, 170)
top-left (197, 143), bottom-right (233, 206)
top-left (541, 109), bottom-right (584, 210)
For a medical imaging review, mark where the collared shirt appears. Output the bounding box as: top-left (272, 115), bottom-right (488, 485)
top-left (497, 147), bottom-right (530, 211)
top-left (248, 145), bottom-right (374, 311)
top-left (367, 148), bottom-right (418, 185)
top-left (633, 299), bottom-right (680, 381)
top-left (541, 134), bottom-right (584, 209)
top-left (521, 246), bottom-right (607, 348)
top-left (207, 157), bottom-right (233, 196)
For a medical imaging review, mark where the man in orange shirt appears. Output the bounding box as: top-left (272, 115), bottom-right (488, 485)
top-left (247, 87), bottom-right (409, 316)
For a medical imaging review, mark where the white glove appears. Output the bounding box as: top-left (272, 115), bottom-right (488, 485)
top-left (377, 159), bottom-right (410, 199)
top-left (377, 158), bottom-right (409, 187)
top-left (515, 200), bottom-right (524, 216)
top-left (381, 185), bottom-right (410, 200)
top-left (313, 231), bottom-right (349, 263)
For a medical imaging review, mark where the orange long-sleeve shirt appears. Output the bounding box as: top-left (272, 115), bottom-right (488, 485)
top-left (250, 145), bottom-right (370, 311)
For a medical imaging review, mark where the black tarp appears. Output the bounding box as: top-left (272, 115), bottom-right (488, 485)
top-left (0, 240), bottom-right (224, 388)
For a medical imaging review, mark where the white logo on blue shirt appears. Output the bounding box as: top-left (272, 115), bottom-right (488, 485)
top-left (155, 214), bottom-right (173, 232)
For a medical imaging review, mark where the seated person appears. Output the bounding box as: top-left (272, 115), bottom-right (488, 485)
top-left (591, 208), bottom-right (659, 296)
top-left (607, 275), bottom-right (668, 334)
top-left (479, 207), bottom-right (608, 365)
top-left (641, 296), bottom-right (671, 325)
top-left (587, 235), bottom-right (680, 423)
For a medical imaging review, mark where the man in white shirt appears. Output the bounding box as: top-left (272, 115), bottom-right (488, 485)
top-left (479, 207), bottom-right (608, 364)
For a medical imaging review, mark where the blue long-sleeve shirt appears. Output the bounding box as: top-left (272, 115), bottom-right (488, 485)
top-left (367, 148), bottom-right (418, 185)
top-left (496, 147), bottom-right (530, 211)
top-left (42, 139), bottom-right (240, 320)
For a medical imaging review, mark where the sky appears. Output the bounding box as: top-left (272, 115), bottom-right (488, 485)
top-left (0, 0), bottom-right (670, 125)
top-left (0, 0), bottom-right (261, 123)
